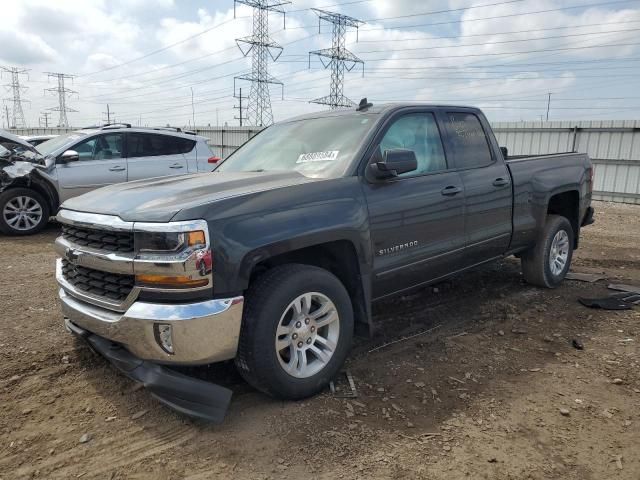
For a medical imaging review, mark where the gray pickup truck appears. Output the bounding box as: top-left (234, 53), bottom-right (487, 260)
top-left (55, 102), bottom-right (594, 422)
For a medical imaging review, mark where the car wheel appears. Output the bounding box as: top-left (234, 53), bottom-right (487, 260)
top-left (0, 188), bottom-right (50, 236)
top-left (235, 264), bottom-right (354, 400)
top-left (521, 214), bottom-right (574, 288)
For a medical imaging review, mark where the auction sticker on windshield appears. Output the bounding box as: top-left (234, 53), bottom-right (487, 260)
top-left (296, 151), bottom-right (339, 163)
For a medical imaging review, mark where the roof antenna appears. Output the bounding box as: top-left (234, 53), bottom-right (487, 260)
top-left (356, 98), bottom-right (373, 111)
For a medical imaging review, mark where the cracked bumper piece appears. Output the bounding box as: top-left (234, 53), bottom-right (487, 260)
top-left (59, 287), bottom-right (243, 364)
top-left (66, 320), bottom-right (232, 423)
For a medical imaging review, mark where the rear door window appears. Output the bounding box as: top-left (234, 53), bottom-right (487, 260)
top-left (126, 133), bottom-right (195, 158)
top-left (445, 112), bottom-right (493, 169)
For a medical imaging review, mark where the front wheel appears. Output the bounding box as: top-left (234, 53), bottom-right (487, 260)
top-left (521, 214), bottom-right (574, 288)
top-left (235, 264), bottom-right (353, 400)
top-left (0, 188), bottom-right (50, 235)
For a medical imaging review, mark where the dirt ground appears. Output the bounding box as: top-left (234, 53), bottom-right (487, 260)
top-left (1, 200), bottom-right (639, 480)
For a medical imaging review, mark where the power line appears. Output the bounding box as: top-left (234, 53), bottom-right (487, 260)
top-left (354, 0), bottom-right (636, 33)
top-left (79, 17), bottom-right (247, 78)
top-left (350, 27), bottom-right (640, 54)
top-left (309, 8), bottom-right (364, 109)
top-left (1, 66), bottom-right (30, 128)
top-left (44, 72), bottom-right (77, 127)
top-left (234, 0), bottom-right (290, 127)
top-left (354, 19), bottom-right (640, 44)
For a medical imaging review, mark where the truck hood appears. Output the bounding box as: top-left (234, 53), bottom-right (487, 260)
top-left (61, 171), bottom-right (320, 222)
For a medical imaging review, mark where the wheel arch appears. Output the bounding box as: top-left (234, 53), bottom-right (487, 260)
top-left (244, 239), bottom-right (373, 336)
top-left (0, 172), bottom-right (59, 214)
top-left (546, 189), bottom-right (580, 248)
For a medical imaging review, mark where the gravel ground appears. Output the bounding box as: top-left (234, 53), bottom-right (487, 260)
top-left (0, 200), bottom-right (639, 479)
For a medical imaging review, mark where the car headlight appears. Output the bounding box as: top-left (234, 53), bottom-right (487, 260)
top-left (135, 230), bottom-right (205, 253)
top-left (133, 225), bottom-right (211, 290)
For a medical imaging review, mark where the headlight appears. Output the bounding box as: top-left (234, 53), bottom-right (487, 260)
top-left (133, 223), bottom-right (211, 290)
top-left (135, 231), bottom-right (205, 253)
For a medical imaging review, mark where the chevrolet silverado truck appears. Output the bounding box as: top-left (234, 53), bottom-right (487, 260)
top-left (55, 102), bottom-right (594, 422)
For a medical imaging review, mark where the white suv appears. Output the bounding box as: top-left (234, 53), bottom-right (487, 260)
top-left (0, 124), bottom-right (215, 235)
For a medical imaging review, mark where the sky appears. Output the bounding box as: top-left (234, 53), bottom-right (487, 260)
top-left (1, 0), bottom-right (640, 128)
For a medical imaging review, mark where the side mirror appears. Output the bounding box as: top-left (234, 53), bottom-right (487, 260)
top-left (500, 146), bottom-right (508, 158)
top-left (370, 149), bottom-right (418, 179)
top-left (59, 150), bottom-right (79, 164)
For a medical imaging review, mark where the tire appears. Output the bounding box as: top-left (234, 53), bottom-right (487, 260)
top-left (521, 214), bottom-right (574, 288)
top-left (0, 188), bottom-right (50, 236)
top-left (235, 264), bottom-right (354, 400)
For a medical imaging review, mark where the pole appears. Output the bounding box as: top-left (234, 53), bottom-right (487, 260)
top-left (5, 105), bottom-right (9, 129)
top-left (190, 87), bottom-right (195, 128)
top-left (239, 88), bottom-right (243, 126)
top-left (546, 93), bottom-right (551, 121)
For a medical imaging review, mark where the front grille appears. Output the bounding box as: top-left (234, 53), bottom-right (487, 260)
top-left (61, 224), bottom-right (134, 253)
top-left (61, 259), bottom-right (134, 302)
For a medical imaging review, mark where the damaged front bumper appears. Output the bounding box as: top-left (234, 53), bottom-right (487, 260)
top-left (66, 319), bottom-right (232, 423)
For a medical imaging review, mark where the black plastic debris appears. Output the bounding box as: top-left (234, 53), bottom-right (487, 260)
top-left (578, 296), bottom-right (633, 310)
top-left (572, 339), bottom-right (584, 350)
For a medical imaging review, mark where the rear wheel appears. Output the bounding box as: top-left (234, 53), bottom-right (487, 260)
top-left (0, 188), bottom-right (50, 235)
top-left (521, 214), bottom-right (574, 288)
top-left (235, 264), bottom-right (353, 399)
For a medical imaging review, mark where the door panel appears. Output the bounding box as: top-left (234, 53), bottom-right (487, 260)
top-left (126, 133), bottom-right (189, 181)
top-left (440, 111), bottom-right (512, 263)
top-left (366, 172), bottom-right (466, 298)
top-left (56, 133), bottom-right (127, 202)
top-left (363, 110), bottom-right (466, 299)
top-left (458, 165), bottom-right (512, 261)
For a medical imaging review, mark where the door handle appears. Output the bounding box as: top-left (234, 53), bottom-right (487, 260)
top-left (493, 177), bottom-right (509, 187)
top-left (441, 185), bottom-right (462, 196)
top-left (169, 163), bottom-right (184, 169)
top-left (109, 166), bottom-right (126, 171)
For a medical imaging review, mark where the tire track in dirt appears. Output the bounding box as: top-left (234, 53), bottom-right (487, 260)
top-left (10, 425), bottom-right (198, 478)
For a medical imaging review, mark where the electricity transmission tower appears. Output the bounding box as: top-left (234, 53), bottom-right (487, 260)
top-left (234, 0), bottom-right (290, 127)
top-left (44, 72), bottom-right (77, 127)
top-left (1, 66), bottom-right (30, 128)
top-left (308, 9), bottom-right (364, 109)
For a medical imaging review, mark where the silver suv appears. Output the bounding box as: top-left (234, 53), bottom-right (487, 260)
top-left (0, 124), bottom-right (214, 235)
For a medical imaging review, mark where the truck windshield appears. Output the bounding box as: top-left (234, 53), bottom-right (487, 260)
top-left (216, 114), bottom-right (378, 178)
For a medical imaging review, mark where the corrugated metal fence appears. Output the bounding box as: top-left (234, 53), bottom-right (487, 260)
top-left (9, 120), bottom-right (640, 204)
top-left (492, 120), bottom-right (640, 205)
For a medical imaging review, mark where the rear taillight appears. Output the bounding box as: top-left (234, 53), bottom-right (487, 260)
top-left (589, 167), bottom-right (594, 193)
top-left (208, 156), bottom-right (221, 164)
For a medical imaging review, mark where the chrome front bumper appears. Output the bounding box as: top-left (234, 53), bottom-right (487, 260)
top-left (59, 286), bottom-right (244, 365)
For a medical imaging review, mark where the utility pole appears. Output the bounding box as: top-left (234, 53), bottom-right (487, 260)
top-left (546, 93), bottom-right (551, 121)
top-left (234, 87), bottom-right (247, 126)
top-left (233, 0), bottom-right (290, 127)
top-left (44, 72), bottom-right (77, 127)
top-left (190, 87), bottom-right (196, 128)
top-left (4, 105), bottom-right (10, 129)
top-left (309, 9), bottom-right (364, 109)
top-left (1, 66), bottom-right (30, 128)
top-left (102, 104), bottom-right (114, 124)
top-left (40, 111), bottom-right (51, 128)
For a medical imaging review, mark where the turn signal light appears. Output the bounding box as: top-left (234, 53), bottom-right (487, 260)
top-left (136, 274), bottom-right (209, 289)
top-left (187, 230), bottom-right (205, 247)
top-left (208, 156), bottom-right (221, 163)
